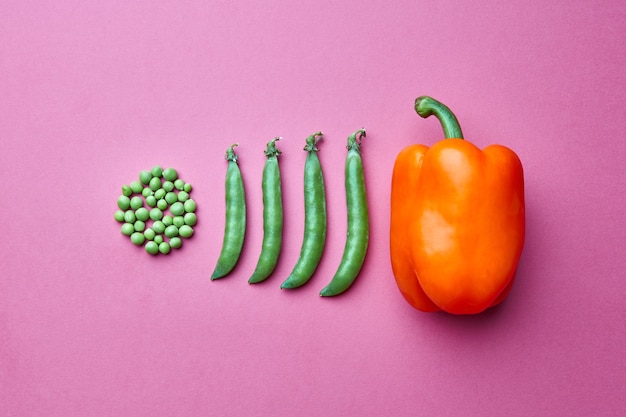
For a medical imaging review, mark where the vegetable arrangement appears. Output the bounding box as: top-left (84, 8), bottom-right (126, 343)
top-left (390, 96), bottom-right (525, 314)
top-left (115, 166), bottom-right (197, 255)
top-left (207, 130), bottom-right (369, 296)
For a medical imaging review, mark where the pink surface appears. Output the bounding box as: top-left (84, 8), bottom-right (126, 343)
top-left (1, 1), bottom-right (624, 416)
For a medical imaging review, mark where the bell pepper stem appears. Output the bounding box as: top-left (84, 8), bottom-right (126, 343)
top-left (415, 96), bottom-right (464, 139)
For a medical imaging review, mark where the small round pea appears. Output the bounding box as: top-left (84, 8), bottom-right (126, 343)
top-left (122, 185), bottom-right (133, 197)
top-left (157, 199), bottom-right (168, 210)
top-left (117, 195), bottom-right (131, 210)
top-left (179, 224), bottom-right (194, 238)
top-left (164, 225), bottom-right (179, 238)
top-left (152, 221), bottom-right (166, 234)
top-left (146, 195), bottom-right (157, 207)
top-left (170, 237), bottom-right (182, 249)
top-left (163, 168), bottom-right (178, 181)
top-left (121, 223), bottom-right (135, 236)
top-left (134, 220), bottom-right (146, 232)
top-left (183, 199), bottom-right (196, 213)
top-left (183, 183), bottom-right (192, 193)
top-left (154, 188), bottom-right (166, 200)
top-left (145, 241), bottom-right (159, 255)
top-left (183, 212), bottom-right (197, 226)
top-left (130, 196), bottom-right (143, 210)
top-left (173, 216), bottom-right (185, 228)
top-left (135, 207), bottom-right (149, 222)
top-left (174, 179), bottom-right (185, 190)
top-left (170, 202), bottom-right (184, 216)
top-left (165, 192), bottom-right (178, 204)
top-left (154, 234), bottom-right (164, 244)
top-left (114, 210), bottom-right (125, 222)
top-left (139, 170), bottom-right (153, 184)
top-left (142, 187), bottom-right (153, 198)
top-left (177, 191), bottom-right (189, 202)
top-left (131, 232), bottom-right (145, 246)
top-left (162, 215), bottom-right (173, 226)
top-left (163, 181), bottom-right (174, 192)
top-left (144, 228), bottom-right (156, 241)
top-left (149, 176), bottom-right (162, 191)
top-left (149, 208), bottom-right (163, 221)
top-left (124, 210), bottom-right (136, 223)
top-left (130, 181), bottom-right (143, 194)
top-left (151, 165), bottom-right (163, 178)
top-left (159, 241), bottom-right (171, 254)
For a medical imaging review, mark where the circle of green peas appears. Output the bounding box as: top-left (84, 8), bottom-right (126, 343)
top-left (114, 165), bottom-right (197, 255)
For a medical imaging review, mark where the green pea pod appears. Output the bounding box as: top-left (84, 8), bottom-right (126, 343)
top-left (249, 138), bottom-right (284, 284)
top-left (281, 132), bottom-right (326, 289)
top-left (320, 129), bottom-right (369, 296)
top-left (211, 144), bottom-right (246, 280)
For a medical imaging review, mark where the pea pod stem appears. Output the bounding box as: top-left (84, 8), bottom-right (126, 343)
top-left (249, 137), bottom-right (284, 284)
top-left (320, 129), bottom-right (369, 297)
top-left (281, 132), bottom-right (326, 289)
top-left (211, 144), bottom-right (246, 280)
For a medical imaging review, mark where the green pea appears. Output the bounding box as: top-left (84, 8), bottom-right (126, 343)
top-left (114, 210), bottom-right (125, 222)
top-left (170, 237), bottom-right (182, 249)
top-left (170, 201), bottom-right (184, 216)
top-left (173, 216), bottom-right (185, 228)
top-left (135, 207), bottom-right (149, 222)
top-left (250, 137), bottom-right (283, 284)
top-left (174, 179), bottom-right (185, 190)
top-left (152, 221), bottom-right (165, 234)
top-left (164, 225), bottom-right (179, 238)
top-left (144, 228), bottom-right (156, 241)
top-left (122, 185), bottom-right (133, 197)
top-left (179, 224), bottom-right (194, 238)
top-left (121, 223), bottom-right (135, 236)
top-left (130, 196), bottom-right (143, 210)
top-left (163, 181), bottom-right (174, 192)
top-left (183, 212), bottom-right (197, 226)
top-left (149, 208), bottom-right (163, 221)
top-left (142, 187), bottom-right (153, 198)
top-left (139, 170), bottom-right (153, 185)
top-left (151, 165), bottom-right (163, 178)
top-left (154, 188), bottom-right (166, 200)
top-left (320, 129), bottom-right (369, 296)
top-left (165, 192), bottom-right (178, 204)
top-left (183, 183), bottom-right (192, 192)
top-left (149, 176), bottom-right (162, 191)
top-left (124, 210), bottom-right (136, 223)
top-left (134, 220), bottom-right (146, 232)
top-left (163, 168), bottom-right (178, 181)
top-left (177, 191), bottom-right (189, 202)
top-left (154, 235), bottom-right (164, 245)
top-left (162, 215), bottom-right (173, 226)
top-left (145, 241), bottom-right (159, 255)
top-left (146, 195), bottom-right (157, 207)
top-left (281, 132), bottom-right (326, 289)
top-left (131, 232), bottom-right (145, 246)
top-left (183, 199), bottom-right (196, 213)
top-left (130, 181), bottom-right (143, 194)
top-left (117, 195), bottom-right (131, 210)
top-left (157, 199), bottom-right (168, 210)
top-left (159, 242), bottom-right (171, 254)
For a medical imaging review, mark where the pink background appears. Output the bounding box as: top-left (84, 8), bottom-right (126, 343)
top-left (1, 1), bottom-right (624, 416)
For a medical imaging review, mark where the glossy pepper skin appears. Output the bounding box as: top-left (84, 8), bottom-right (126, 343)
top-left (390, 96), bottom-right (525, 314)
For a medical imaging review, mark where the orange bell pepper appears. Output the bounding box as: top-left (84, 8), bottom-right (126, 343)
top-left (390, 96), bottom-right (525, 314)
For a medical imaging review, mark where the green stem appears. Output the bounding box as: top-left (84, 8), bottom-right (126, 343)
top-left (225, 143), bottom-right (239, 162)
top-left (347, 128), bottom-right (366, 152)
top-left (414, 96), bottom-right (464, 139)
top-left (304, 132), bottom-right (324, 152)
top-left (265, 137), bottom-right (282, 158)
